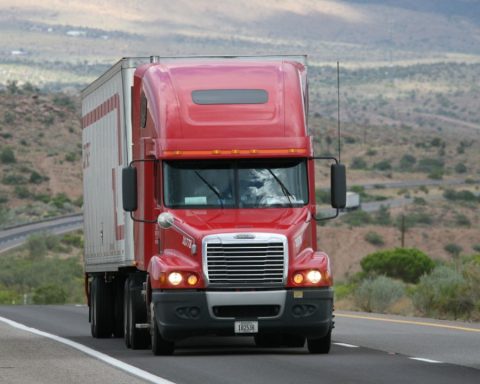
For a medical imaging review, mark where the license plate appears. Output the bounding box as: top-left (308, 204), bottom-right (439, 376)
top-left (234, 321), bottom-right (258, 334)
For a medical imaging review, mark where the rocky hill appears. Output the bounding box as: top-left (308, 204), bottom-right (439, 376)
top-left (0, 84), bottom-right (82, 226)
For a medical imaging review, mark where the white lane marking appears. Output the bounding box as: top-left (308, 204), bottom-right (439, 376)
top-left (333, 342), bottom-right (359, 348)
top-left (0, 316), bottom-right (176, 384)
top-left (409, 357), bottom-right (443, 364)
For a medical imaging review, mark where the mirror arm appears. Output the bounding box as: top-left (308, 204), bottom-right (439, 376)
top-left (310, 156), bottom-right (339, 164)
top-left (129, 212), bottom-right (157, 224)
top-left (312, 208), bottom-right (339, 222)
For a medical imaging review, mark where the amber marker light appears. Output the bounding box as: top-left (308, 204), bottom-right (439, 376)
top-left (293, 273), bottom-right (304, 284)
top-left (168, 272), bottom-right (183, 286)
top-left (187, 274), bottom-right (198, 286)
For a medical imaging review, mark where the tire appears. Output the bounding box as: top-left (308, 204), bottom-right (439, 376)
top-left (126, 275), bottom-right (149, 350)
top-left (151, 305), bottom-right (174, 356)
top-left (90, 276), bottom-right (113, 338)
top-left (123, 279), bottom-right (131, 348)
top-left (307, 328), bottom-right (331, 354)
top-left (113, 277), bottom-right (124, 338)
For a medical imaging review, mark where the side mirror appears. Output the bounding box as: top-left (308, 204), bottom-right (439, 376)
top-left (331, 163), bottom-right (346, 209)
top-left (122, 167), bottom-right (137, 212)
top-left (157, 212), bottom-right (174, 229)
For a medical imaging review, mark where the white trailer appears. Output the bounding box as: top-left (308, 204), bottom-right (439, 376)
top-left (82, 58), bottom-right (149, 273)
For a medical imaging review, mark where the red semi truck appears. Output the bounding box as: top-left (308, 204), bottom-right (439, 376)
top-left (82, 56), bottom-right (346, 355)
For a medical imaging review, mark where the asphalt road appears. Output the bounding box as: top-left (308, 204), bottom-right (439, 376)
top-left (0, 214), bottom-right (83, 253)
top-left (0, 305), bottom-right (478, 384)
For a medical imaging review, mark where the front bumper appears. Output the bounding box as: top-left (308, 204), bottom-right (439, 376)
top-left (152, 288), bottom-right (333, 342)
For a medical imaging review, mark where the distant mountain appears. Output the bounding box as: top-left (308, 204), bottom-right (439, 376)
top-left (0, 0), bottom-right (479, 71)
top-left (344, 0), bottom-right (480, 24)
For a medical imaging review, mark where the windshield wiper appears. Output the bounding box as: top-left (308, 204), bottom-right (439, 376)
top-left (266, 169), bottom-right (293, 208)
top-left (194, 171), bottom-right (224, 208)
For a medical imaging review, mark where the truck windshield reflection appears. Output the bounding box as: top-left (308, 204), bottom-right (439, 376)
top-left (163, 159), bottom-right (308, 208)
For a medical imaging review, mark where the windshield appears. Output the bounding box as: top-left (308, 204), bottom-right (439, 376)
top-left (163, 159), bottom-right (308, 209)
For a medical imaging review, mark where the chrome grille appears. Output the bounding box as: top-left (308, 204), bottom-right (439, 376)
top-left (203, 234), bottom-right (287, 287)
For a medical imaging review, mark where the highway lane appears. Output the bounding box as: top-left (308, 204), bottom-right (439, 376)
top-left (0, 305), bottom-right (478, 384)
top-left (0, 214), bottom-right (83, 253)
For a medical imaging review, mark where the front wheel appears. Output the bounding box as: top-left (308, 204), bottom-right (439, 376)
top-left (124, 275), bottom-right (149, 349)
top-left (307, 328), bottom-right (331, 354)
top-left (151, 305), bottom-right (174, 356)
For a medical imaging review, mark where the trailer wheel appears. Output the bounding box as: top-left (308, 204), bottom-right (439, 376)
top-left (90, 276), bottom-right (113, 338)
top-left (113, 277), bottom-right (124, 338)
top-left (123, 279), bottom-right (131, 348)
top-left (125, 276), bottom-right (149, 349)
top-left (151, 306), bottom-right (174, 356)
top-left (307, 328), bottom-right (331, 354)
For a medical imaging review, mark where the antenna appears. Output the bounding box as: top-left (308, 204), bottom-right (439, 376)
top-left (337, 61), bottom-right (341, 163)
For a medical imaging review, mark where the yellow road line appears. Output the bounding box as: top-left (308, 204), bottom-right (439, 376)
top-left (336, 313), bottom-right (480, 333)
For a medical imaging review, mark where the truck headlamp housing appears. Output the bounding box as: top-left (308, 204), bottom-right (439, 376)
top-left (168, 272), bottom-right (183, 286)
top-left (306, 270), bottom-right (322, 284)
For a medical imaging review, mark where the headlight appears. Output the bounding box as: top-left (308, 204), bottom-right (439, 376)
top-left (306, 270), bottom-right (322, 284)
top-left (168, 272), bottom-right (183, 286)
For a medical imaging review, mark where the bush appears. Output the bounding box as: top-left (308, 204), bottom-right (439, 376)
top-left (443, 189), bottom-right (478, 203)
top-left (354, 276), bottom-right (404, 313)
top-left (416, 157), bottom-right (444, 173)
top-left (3, 111), bottom-right (15, 125)
top-left (32, 284), bottom-right (67, 304)
top-left (334, 283), bottom-right (355, 301)
top-left (53, 94), bottom-right (76, 111)
top-left (2, 173), bottom-right (27, 185)
top-left (373, 160), bottom-right (392, 171)
top-left (454, 163), bottom-right (467, 174)
top-left (26, 234), bottom-right (48, 260)
top-left (0, 287), bottom-right (20, 304)
top-left (61, 233), bottom-right (83, 248)
top-left (14, 186), bottom-right (31, 199)
top-left (342, 210), bottom-right (372, 226)
top-left (316, 189), bottom-right (330, 204)
top-left (400, 211), bottom-right (434, 227)
top-left (373, 205), bottom-right (391, 225)
top-left (51, 193), bottom-right (71, 209)
top-left (351, 157), bottom-right (368, 170)
top-left (360, 248), bottom-right (435, 283)
top-left (364, 231), bottom-right (385, 246)
top-left (65, 152), bottom-right (77, 162)
top-left (413, 197), bottom-right (426, 205)
top-left (444, 243), bottom-right (463, 258)
top-left (29, 171), bottom-right (47, 184)
top-left (455, 213), bottom-right (471, 227)
top-left (399, 154), bottom-right (416, 171)
top-left (413, 266), bottom-right (474, 319)
top-left (0, 253), bottom-right (84, 304)
top-left (0, 147), bottom-right (16, 164)
top-left (26, 233), bottom-right (63, 260)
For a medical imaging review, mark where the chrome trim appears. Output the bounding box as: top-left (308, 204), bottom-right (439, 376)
top-left (202, 232), bottom-right (288, 287)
